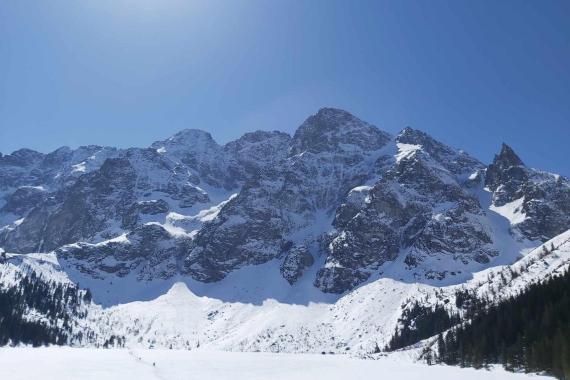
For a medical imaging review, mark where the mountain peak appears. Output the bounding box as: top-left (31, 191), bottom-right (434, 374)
top-left (9, 148), bottom-right (44, 159)
top-left (228, 130), bottom-right (291, 145)
top-left (150, 129), bottom-right (220, 154)
top-left (395, 126), bottom-right (483, 175)
top-left (495, 143), bottom-right (525, 168)
top-left (304, 108), bottom-right (369, 129)
top-left (291, 108), bottom-right (390, 154)
top-left (0, 148), bottom-right (44, 167)
top-left (398, 126), bottom-right (423, 137)
top-left (396, 127), bottom-right (434, 146)
top-left (168, 129), bottom-right (216, 145)
top-left (484, 143), bottom-right (528, 201)
top-left (314, 107), bottom-right (354, 119)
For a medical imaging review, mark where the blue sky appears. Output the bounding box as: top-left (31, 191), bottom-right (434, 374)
top-left (1, 0), bottom-right (569, 175)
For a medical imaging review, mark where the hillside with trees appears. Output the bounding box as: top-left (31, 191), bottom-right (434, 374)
top-left (0, 269), bottom-right (93, 346)
top-left (438, 269), bottom-right (570, 379)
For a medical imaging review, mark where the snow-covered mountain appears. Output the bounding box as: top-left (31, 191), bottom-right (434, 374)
top-left (1, 107), bottom-right (569, 354)
top-left (2, 226), bottom-right (568, 354)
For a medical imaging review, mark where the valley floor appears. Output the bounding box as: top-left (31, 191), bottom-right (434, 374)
top-left (0, 347), bottom-right (551, 380)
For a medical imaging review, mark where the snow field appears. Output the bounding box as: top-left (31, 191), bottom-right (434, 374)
top-left (0, 348), bottom-right (552, 380)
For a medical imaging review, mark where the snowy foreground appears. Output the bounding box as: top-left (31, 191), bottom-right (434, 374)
top-left (0, 348), bottom-right (550, 380)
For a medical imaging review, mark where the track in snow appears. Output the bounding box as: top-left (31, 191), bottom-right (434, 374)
top-left (0, 347), bottom-right (553, 380)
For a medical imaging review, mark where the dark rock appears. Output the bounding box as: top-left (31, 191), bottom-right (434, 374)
top-left (280, 245), bottom-right (314, 284)
top-left (0, 186), bottom-right (47, 216)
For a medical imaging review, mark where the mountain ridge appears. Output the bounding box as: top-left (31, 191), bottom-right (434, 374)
top-left (1, 108), bottom-right (570, 362)
top-left (1, 107), bottom-right (569, 298)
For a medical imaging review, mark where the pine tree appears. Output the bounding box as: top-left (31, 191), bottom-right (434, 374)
top-left (440, 269), bottom-right (570, 380)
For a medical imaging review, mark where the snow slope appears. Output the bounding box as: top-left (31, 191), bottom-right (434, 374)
top-left (2, 229), bottom-right (568, 354)
top-left (383, 228), bottom-right (570, 359)
top-left (0, 347), bottom-right (551, 380)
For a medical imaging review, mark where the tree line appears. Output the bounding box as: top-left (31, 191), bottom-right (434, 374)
top-left (437, 269), bottom-right (570, 380)
top-left (385, 269), bottom-right (570, 379)
top-left (0, 270), bottom-right (91, 346)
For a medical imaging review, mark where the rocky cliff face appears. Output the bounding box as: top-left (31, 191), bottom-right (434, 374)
top-left (182, 108), bottom-right (392, 282)
top-left (315, 128), bottom-right (494, 292)
top-left (485, 143), bottom-right (570, 241)
top-left (1, 108), bottom-right (569, 294)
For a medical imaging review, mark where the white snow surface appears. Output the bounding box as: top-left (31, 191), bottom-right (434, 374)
top-left (395, 143), bottom-right (422, 162)
top-left (489, 197), bottom-right (528, 225)
top-left (2, 229), bottom-right (568, 355)
top-left (0, 347), bottom-right (551, 380)
top-left (71, 161), bottom-right (87, 173)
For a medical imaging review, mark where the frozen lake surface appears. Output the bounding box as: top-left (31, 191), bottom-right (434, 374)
top-left (0, 347), bottom-right (551, 380)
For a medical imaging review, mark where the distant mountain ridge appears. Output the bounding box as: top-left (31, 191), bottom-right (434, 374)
top-left (1, 107), bottom-right (569, 297)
